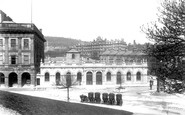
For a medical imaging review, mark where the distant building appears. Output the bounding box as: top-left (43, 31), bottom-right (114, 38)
top-left (0, 10), bottom-right (46, 88)
top-left (75, 36), bottom-right (127, 59)
top-left (37, 49), bottom-right (149, 87)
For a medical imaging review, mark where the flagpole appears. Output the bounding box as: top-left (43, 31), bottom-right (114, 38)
top-left (31, 0), bottom-right (33, 24)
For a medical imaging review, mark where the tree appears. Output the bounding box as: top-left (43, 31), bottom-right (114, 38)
top-left (142, 0), bottom-right (185, 93)
top-left (59, 72), bottom-right (78, 102)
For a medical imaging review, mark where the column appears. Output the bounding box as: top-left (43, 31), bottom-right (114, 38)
top-left (4, 37), bottom-right (9, 65)
top-left (30, 37), bottom-right (34, 65)
top-left (82, 72), bottom-right (86, 86)
top-left (18, 37), bottom-right (22, 64)
top-left (102, 71), bottom-right (106, 85)
top-left (93, 71), bottom-right (96, 85)
top-left (17, 72), bottom-right (21, 87)
top-left (31, 71), bottom-right (36, 87)
top-left (4, 72), bottom-right (9, 87)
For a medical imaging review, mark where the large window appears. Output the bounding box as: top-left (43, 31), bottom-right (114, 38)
top-left (106, 72), bottom-right (111, 81)
top-left (96, 72), bottom-right (102, 85)
top-left (45, 72), bottom-right (50, 82)
top-left (11, 55), bottom-right (16, 64)
top-left (127, 72), bottom-right (131, 81)
top-left (10, 39), bottom-right (16, 48)
top-left (23, 55), bottom-right (29, 64)
top-left (136, 72), bottom-right (141, 81)
top-left (77, 72), bottom-right (82, 84)
top-left (72, 54), bottom-right (75, 59)
top-left (116, 72), bottom-right (121, 84)
top-left (86, 72), bottom-right (93, 85)
top-left (23, 39), bottom-right (29, 49)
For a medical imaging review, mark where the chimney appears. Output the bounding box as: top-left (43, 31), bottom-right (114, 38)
top-left (39, 29), bottom-right (42, 33)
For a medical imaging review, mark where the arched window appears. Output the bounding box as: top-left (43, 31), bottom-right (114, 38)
top-left (66, 72), bottom-right (71, 87)
top-left (136, 72), bottom-right (141, 81)
top-left (127, 72), bottom-right (131, 81)
top-left (77, 72), bottom-right (82, 84)
top-left (56, 72), bottom-right (60, 85)
top-left (72, 53), bottom-right (75, 59)
top-left (96, 72), bottom-right (102, 85)
top-left (45, 72), bottom-right (50, 82)
top-left (86, 72), bottom-right (93, 85)
top-left (116, 72), bottom-right (121, 84)
top-left (106, 72), bottom-right (111, 81)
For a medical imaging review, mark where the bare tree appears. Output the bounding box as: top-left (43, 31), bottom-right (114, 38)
top-left (59, 72), bottom-right (78, 102)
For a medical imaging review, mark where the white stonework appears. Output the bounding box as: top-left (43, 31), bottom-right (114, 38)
top-left (37, 62), bottom-right (148, 87)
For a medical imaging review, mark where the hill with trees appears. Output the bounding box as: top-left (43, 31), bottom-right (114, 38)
top-left (45, 36), bottom-right (82, 48)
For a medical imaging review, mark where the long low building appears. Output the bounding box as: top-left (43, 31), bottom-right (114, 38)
top-left (37, 49), bottom-right (149, 87)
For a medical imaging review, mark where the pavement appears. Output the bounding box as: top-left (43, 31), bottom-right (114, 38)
top-left (1, 86), bottom-right (185, 115)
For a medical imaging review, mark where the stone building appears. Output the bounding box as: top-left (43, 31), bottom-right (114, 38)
top-left (75, 36), bottom-right (127, 59)
top-left (37, 49), bottom-right (149, 87)
top-left (0, 10), bottom-right (45, 87)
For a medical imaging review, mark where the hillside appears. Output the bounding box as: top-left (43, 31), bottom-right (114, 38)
top-left (45, 36), bottom-right (82, 47)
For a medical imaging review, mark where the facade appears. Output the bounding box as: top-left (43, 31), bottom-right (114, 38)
top-left (37, 49), bottom-right (149, 87)
top-left (0, 10), bottom-right (45, 88)
top-left (75, 36), bottom-right (127, 59)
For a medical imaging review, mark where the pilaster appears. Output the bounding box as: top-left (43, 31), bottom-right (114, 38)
top-left (5, 37), bottom-right (9, 65)
top-left (18, 37), bottom-right (22, 64)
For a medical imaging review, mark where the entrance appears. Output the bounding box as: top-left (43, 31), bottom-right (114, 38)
top-left (22, 72), bottom-right (31, 86)
top-left (56, 72), bottom-right (60, 85)
top-left (9, 72), bottom-right (18, 87)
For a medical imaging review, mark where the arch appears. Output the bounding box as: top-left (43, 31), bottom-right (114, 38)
top-left (96, 71), bottom-right (102, 85)
top-left (77, 72), bottom-right (82, 85)
top-left (66, 72), bottom-right (71, 87)
top-left (9, 72), bottom-right (18, 87)
top-left (0, 72), bottom-right (5, 85)
top-left (56, 72), bottom-right (60, 85)
top-left (106, 72), bottom-right (111, 81)
top-left (21, 72), bottom-right (31, 86)
top-left (72, 53), bottom-right (75, 59)
top-left (116, 72), bottom-right (121, 84)
top-left (86, 71), bottom-right (93, 85)
top-left (136, 72), bottom-right (141, 81)
top-left (127, 72), bottom-right (131, 81)
top-left (45, 72), bottom-right (50, 82)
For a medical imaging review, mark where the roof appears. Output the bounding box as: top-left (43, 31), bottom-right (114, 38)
top-left (101, 49), bottom-right (146, 56)
top-left (67, 49), bottom-right (79, 53)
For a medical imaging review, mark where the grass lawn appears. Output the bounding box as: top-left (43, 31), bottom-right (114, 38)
top-left (0, 90), bottom-right (133, 115)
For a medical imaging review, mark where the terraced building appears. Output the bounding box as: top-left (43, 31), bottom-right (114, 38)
top-left (0, 10), bottom-right (45, 87)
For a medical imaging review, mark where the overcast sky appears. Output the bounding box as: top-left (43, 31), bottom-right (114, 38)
top-left (0, 0), bottom-right (161, 44)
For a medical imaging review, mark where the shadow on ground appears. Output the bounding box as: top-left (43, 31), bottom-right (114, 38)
top-left (0, 90), bottom-right (133, 115)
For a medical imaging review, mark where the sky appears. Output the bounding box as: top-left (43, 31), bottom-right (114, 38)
top-left (0, 0), bottom-right (161, 44)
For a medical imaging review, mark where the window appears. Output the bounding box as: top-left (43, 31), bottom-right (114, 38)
top-left (106, 72), bottom-right (111, 81)
top-left (0, 73), bottom-right (5, 84)
top-left (11, 39), bottom-right (16, 48)
top-left (11, 55), bottom-right (16, 64)
top-left (127, 72), bottom-right (131, 81)
top-left (116, 72), bottom-right (121, 84)
top-left (136, 72), bottom-right (141, 81)
top-left (23, 39), bottom-right (29, 49)
top-left (23, 55), bottom-right (29, 64)
top-left (45, 72), bottom-right (50, 82)
top-left (72, 53), bottom-right (75, 59)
